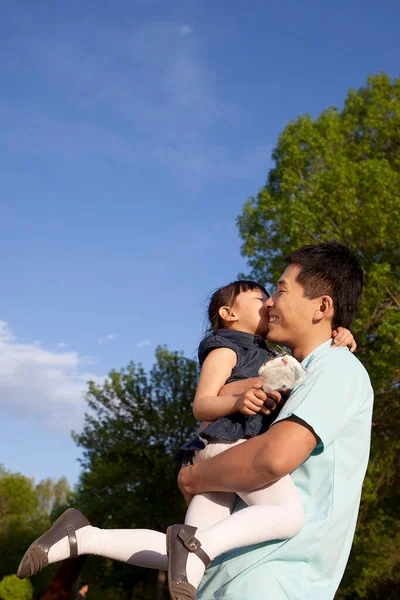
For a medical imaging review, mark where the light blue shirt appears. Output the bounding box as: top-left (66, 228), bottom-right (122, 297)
top-left (198, 340), bottom-right (373, 600)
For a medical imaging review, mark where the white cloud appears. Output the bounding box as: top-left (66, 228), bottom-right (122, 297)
top-left (0, 321), bottom-right (104, 432)
top-left (180, 25), bottom-right (192, 35)
top-left (97, 333), bottom-right (118, 345)
top-left (136, 339), bottom-right (152, 348)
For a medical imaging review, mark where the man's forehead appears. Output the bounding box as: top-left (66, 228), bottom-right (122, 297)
top-left (278, 264), bottom-right (301, 285)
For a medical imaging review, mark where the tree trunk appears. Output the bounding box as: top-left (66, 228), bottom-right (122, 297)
top-left (156, 569), bottom-right (167, 600)
top-left (39, 557), bottom-right (86, 600)
top-left (122, 575), bottom-right (135, 600)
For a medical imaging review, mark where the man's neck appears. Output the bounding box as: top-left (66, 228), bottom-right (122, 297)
top-left (291, 332), bottom-right (332, 362)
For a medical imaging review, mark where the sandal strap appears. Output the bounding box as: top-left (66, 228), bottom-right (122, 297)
top-left (177, 528), bottom-right (211, 568)
top-left (66, 524), bottom-right (78, 558)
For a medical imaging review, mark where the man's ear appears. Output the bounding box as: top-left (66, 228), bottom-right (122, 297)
top-left (218, 305), bottom-right (238, 324)
top-left (314, 295), bottom-right (334, 322)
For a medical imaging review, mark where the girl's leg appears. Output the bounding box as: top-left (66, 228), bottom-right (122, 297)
top-left (180, 441), bottom-right (239, 587)
top-left (26, 442), bottom-right (237, 578)
top-left (44, 491), bottom-right (236, 574)
top-left (44, 523), bottom-right (168, 570)
top-left (17, 509), bottom-right (169, 578)
top-left (202, 475), bottom-right (305, 559)
top-left (184, 491), bottom-right (236, 528)
top-left (183, 491), bottom-right (237, 587)
top-left (175, 475), bottom-right (305, 590)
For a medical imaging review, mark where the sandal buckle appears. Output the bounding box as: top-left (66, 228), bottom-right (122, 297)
top-left (178, 530), bottom-right (201, 552)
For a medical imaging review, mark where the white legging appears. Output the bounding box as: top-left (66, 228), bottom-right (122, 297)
top-left (48, 438), bottom-right (304, 573)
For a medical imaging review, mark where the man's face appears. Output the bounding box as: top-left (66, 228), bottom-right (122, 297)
top-left (265, 264), bottom-right (321, 349)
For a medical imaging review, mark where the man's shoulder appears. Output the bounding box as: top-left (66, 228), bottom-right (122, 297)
top-left (310, 345), bottom-right (370, 380)
top-left (304, 346), bottom-right (373, 406)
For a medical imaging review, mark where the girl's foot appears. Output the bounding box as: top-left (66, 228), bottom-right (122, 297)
top-left (17, 508), bottom-right (90, 579)
top-left (166, 524), bottom-right (211, 600)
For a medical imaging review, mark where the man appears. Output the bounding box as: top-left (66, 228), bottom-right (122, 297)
top-left (75, 581), bottom-right (89, 600)
top-left (177, 241), bottom-right (373, 599)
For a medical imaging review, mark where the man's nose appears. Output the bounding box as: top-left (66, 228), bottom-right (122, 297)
top-left (265, 295), bottom-right (274, 307)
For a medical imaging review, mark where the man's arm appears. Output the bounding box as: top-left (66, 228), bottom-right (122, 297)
top-left (179, 416), bottom-right (318, 497)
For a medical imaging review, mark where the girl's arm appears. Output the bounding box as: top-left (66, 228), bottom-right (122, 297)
top-left (193, 348), bottom-right (269, 421)
top-left (332, 326), bottom-right (357, 352)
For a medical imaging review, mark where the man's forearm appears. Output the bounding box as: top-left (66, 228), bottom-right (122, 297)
top-left (182, 433), bottom-right (281, 495)
top-left (179, 417), bottom-right (318, 497)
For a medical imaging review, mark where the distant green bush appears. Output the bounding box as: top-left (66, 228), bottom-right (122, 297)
top-left (0, 575), bottom-right (33, 600)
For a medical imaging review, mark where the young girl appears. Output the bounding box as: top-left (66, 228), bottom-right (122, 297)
top-left (17, 280), bottom-right (355, 600)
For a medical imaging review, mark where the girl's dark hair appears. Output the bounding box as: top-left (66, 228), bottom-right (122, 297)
top-left (207, 280), bottom-right (269, 333)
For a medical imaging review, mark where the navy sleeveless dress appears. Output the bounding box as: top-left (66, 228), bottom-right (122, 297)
top-left (177, 329), bottom-right (276, 463)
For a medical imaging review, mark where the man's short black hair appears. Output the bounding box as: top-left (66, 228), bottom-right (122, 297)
top-left (79, 581), bottom-right (88, 590)
top-left (287, 241), bottom-right (363, 329)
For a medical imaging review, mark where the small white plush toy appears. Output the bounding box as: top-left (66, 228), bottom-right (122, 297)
top-left (258, 353), bottom-right (307, 392)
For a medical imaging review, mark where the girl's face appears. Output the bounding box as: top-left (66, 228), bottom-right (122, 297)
top-left (230, 289), bottom-right (269, 337)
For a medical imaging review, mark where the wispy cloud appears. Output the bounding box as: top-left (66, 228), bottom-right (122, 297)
top-left (0, 321), bottom-right (104, 432)
top-left (97, 333), bottom-right (118, 345)
top-left (136, 339), bottom-right (152, 348)
top-left (0, 17), bottom-right (268, 182)
top-left (180, 25), bottom-right (193, 35)
top-left (57, 342), bottom-right (67, 348)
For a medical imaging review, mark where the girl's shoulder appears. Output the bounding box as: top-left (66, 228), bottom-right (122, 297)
top-left (198, 329), bottom-right (267, 367)
top-left (198, 330), bottom-right (242, 366)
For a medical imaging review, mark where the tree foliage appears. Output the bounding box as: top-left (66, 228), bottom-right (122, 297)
top-left (0, 467), bottom-right (71, 596)
top-left (237, 72), bottom-right (400, 598)
top-left (71, 346), bottom-right (199, 599)
top-left (0, 575), bottom-right (33, 600)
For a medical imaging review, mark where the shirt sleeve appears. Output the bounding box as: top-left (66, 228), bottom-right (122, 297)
top-left (198, 334), bottom-right (240, 367)
top-left (272, 347), bottom-right (367, 453)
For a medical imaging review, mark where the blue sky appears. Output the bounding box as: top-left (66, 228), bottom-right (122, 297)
top-left (1, 0), bottom-right (399, 486)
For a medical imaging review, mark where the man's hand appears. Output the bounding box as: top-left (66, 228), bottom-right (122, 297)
top-left (234, 387), bottom-right (282, 415)
top-left (178, 465), bottom-right (195, 505)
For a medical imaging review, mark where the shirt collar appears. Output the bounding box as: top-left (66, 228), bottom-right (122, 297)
top-left (301, 338), bottom-right (335, 368)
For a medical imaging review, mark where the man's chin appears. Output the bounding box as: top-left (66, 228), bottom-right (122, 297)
top-left (266, 331), bottom-right (279, 343)
top-left (266, 330), bottom-right (286, 345)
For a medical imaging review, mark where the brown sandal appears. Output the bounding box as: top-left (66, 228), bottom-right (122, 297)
top-left (166, 524), bottom-right (211, 600)
top-left (17, 508), bottom-right (90, 579)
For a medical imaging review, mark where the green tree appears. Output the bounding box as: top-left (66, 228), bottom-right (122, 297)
top-left (0, 467), bottom-right (71, 597)
top-left (238, 72), bottom-right (400, 598)
top-left (0, 467), bottom-right (39, 528)
top-left (36, 476), bottom-right (70, 516)
top-left (0, 575), bottom-right (33, 600)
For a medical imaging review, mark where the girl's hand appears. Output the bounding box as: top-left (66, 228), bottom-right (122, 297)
top-left (219, 376), bottom-right (264, 397)
top-left (332, 327), bottom-right (357, 352)
top-left (235, 387), bottom-right (270, 415)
